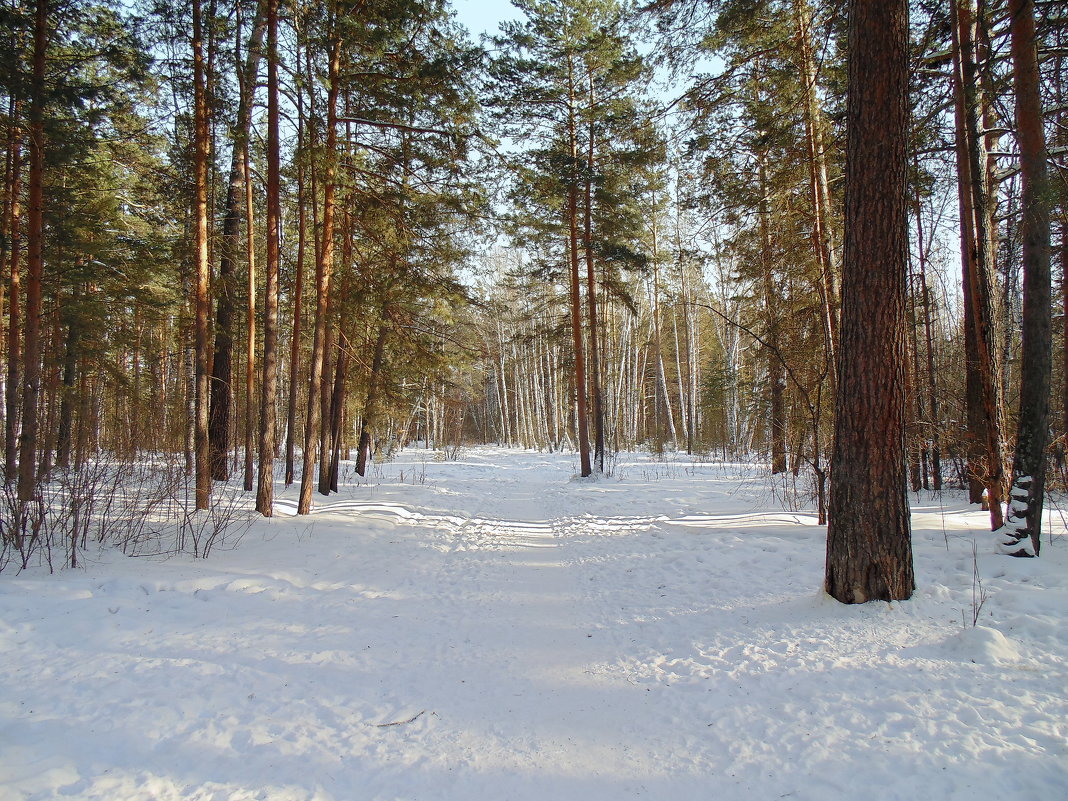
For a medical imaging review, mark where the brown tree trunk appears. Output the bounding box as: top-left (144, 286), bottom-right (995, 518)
top-left (952, 0), bottom-right (1007, 526)
top-left (255, 0), bottom-right (280, 517)
top-left (192, 0), bottom-right (212, 509)
top-left (284, 114), bottom-right (306, 486)
top-left (566, 57), bottom-right (592, 477)
top-left (1000, 0), bottom-right (1052, 556)
top-left (298, 26), bottom-right (340, 513)
top-left (243, 134), bottom-right (256, 492)
top-left (793, 0), bottom-right (839, 376)
top-left (17, 0), bottom-right (47, 503)
top-left (4, 103), bottom-right (21, 484)
top-left (326, 330), bottom-right (349, 492)
top-left (211, 1), bottom-right (265, 483)
top-left (825, 0), bottom-right (914, 603)
top-left (584, 74), bottom-right (605, 472)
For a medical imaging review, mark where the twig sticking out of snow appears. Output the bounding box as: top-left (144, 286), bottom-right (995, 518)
top-left (375, 710), bottom-right (426, 728)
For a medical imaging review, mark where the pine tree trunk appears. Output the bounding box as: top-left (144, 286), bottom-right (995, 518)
top-left (284, 135), bottom-right (305, 487)
top-left (1000, 0), bottom-right (1051, 557)
top-left (952, 0), bottom-right (1007, 525)
top-left (327, 330), bottom-right (348, 492)
top-left (0, 99), bottom-right (12, 472)
top-left (794, 0), bottom-right (839, 375)
top-left (17, 0), bottom-right (47, 503)
top-left (566, 58), bottom-right (592, 477)
top-left (584, 76), bottom-right (605, 472)
top-left (211, 3), bottom-right (265, 484)
top-left (255, 0), bottom-right (281, 517)
top-left (4, 104), bottom-right (21, 484)
top-left (825, 0), bottom-right (914, 603)
top-left (318, 321), bottom-right (335, 495)
top-left (192, 0), bottom-right (213, 509)
top-left (243, 135), bottom-right (256, 492)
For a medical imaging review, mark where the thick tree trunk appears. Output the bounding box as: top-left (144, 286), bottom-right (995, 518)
top-left (825, 0), bottom-right (914, 603)
top-left (1000, 0), bottom-right (1051, 557)
top-left (255, 0), bottom-right (281, 517)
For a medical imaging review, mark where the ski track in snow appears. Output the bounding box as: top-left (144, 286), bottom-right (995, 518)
top-left (1, 448), bottom-right (1066, 801)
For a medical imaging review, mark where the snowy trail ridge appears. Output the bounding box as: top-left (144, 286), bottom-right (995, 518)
top-left (1, 448), bottom-right (1066, 801)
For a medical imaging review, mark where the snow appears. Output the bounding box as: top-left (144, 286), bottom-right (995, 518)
top-left (2, 447), bottom-right (1067, 801)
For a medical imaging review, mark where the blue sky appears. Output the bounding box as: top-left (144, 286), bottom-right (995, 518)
top-left (452, 0), bottom-right (525, 38)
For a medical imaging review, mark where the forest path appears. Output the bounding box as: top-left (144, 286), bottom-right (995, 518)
top-left (350, 454), bottom-right (677, 798)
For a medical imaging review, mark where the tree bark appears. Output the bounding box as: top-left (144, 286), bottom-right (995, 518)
top-left (952, 0), bottom-right (1007, 526)
top-left (211, 0), bottom-right (265, 483)
top-left (825, 0), bottom-right (914, 603)
top-left (298, 25), bottom-right (340, 513)
top-left (243, 132), bottom-right (256, 492)
top-left (192, 0), bottom-right (212, 509)
top-left (326, 329), bottom-right (349, 492)
top-left (793, 0), bottom-right (839, 377)
top-left (567, 57), bottom-right (592, 477)
top-left (17, 0), bottom-right (47, 503)
top-left (1000, 0), bottom-right (1052, 557)
top-left (4, 103), bottom-right (21, 484)
top-left (255, 0), bottom-right (280, 516)
top-left (584, 74), bottom-right (605, 472)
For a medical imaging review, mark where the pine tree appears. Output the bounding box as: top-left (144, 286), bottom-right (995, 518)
top-left (825, 0), bottom-right (914, 603)
top-left (998, 0), bottom-right (1051, 557)
top-left (490, 0), bottom-right (659, 475)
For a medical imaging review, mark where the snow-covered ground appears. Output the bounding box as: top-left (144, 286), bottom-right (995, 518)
top-left (2, 447), bottom-right (1066, 801)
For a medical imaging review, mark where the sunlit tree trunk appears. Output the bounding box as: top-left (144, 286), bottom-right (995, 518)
top-left (243, 133), bottom-right (256, 492)
top-left (793, 0), bottom-right (839, 376)
top-left (192, 0), bottom-right (212, 509)
top-left (584, 74), bottom-right (605, 472)
top-left (825, 0), bottom-right (914, 603)
top-left (255, 0), bottom-right (280, 516)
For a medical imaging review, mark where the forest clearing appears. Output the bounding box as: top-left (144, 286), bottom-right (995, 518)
top-left (1, 448), bottom-right (1067, 800)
